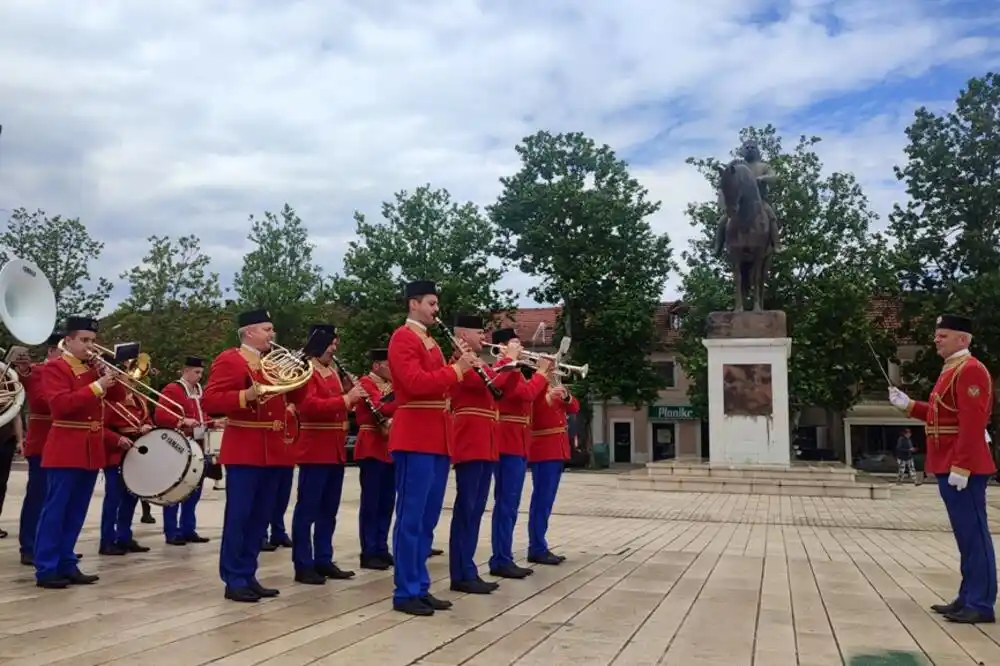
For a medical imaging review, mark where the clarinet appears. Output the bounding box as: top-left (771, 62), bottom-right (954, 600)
top-left (331, 356), bottom-right (388, 426)
top-left (434, 317), bottom-right (503, 400)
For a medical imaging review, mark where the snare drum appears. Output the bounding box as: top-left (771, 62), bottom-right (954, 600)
top-left (121, 428), bottom-right (205, 506)
top-left (204, 427), bottom-right (225, 456)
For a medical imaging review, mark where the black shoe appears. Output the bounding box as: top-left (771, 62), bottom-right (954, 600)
top-left (260, 541), bottom-right (278, 552)
top-left (140, 514), bottom-right (155, 524)
top-left (489, 563), bottom-right (532, 579)
top-left (270, 535), bottom-right (293, 548)
top-left (420, 594), bottom-right (452, 610)
top-left (249, 579), bottom-right (279, 597)
top-left (36, 576), bottom-right (70, 589)
top-left (551, 552), bottom-right (567, 563)
top-left (450, 579), bottom-right (494, 595)
top-left (931, 601), bottom-right (963, 615)
top-left (66, 570), bottom-right (99, 585)
top-left (316, 563), bottom-right (355, 580)
top-left (165, 537), bottom-right (187, 546)
top-left (122, 540), bottom-right (151, 553)
top-left (478, 576), bottom-right (500, 591)
top-left (383, 552), bottom-right (395, 566)
top-left (294, 569), bottom-right (327, 585)
top-left (99, 544), bottom-right (127, 556)
top-left (360, 555), bottom-right (390, 571)
top-left (945, 607), bottom-right (995, 624)
top-left (394, 598), bottom-right (434, 616)
top-left (20, 553), bottom-right (33, 567)
top-left (0, 528), bottom-right (7, 538)
top-left (428, 548), bottom-right (443, 557)
top-left (225, 586), bottom-right (260, 603)
top-left (184, 533), bottom-right (210, 543)
top-left (527, 551), bottom-right (562, 566)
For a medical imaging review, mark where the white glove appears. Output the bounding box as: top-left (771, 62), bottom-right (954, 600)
top-left (948, 471), bottom-right (969, 491)
top-left (888, 386), bottom-right (910, 410)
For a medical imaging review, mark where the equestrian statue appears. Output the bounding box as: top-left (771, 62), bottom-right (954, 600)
top-left (713, 140), bottom-right (781, 313)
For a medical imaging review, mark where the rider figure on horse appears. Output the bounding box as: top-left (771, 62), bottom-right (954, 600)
top-left (714, 140), bottom-right (782, 257)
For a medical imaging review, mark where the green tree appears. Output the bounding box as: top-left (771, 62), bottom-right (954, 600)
top-left (677, 126), bottom-right (896, 425)
top-left (0, 208), bottom-right (113, 321)
top-left (889, 73), bottom-right (1000, 397)
top-left (111, 234), bottom-right (224, 387)
top-left (233, 204), bottom-right (324, 345)
top-left (489, 131), bottom-right (673, 452)
top-left (331, 185), bottom-right (515, 371)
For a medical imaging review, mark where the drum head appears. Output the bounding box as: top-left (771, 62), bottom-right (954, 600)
top-left (121, 428), bottom-right (193, 497)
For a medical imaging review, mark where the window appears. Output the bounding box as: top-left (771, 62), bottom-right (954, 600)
top-left (654, 361), bottom-right (676, 388)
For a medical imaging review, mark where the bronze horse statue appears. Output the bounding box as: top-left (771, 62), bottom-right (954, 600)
top-left (716, 160), bottom-right (774, 312)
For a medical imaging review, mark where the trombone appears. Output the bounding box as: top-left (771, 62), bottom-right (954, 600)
top-left (60, 340), bottom-right (188, 424)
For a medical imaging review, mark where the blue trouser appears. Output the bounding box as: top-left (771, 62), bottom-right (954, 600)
top-left (938, 474), bottom-right (997, 616)
top-left (528, 460), bottom-right (564, 557)
top-left (490, 454), bottom-right (527, 570)
top-left (391, 451), bottom-right (449, 603)
top-left (18, 455), bottom-right (45, 556)
top-left (358, 458), bottom-right (395, 558)
top-left (34, 468), bottom-right (99, 581)
top-left (449, 460), bottom-right (494, 583)
top-left (291, 463), bottom-right (345, 571)
top-left (99, 466), bottom-right (139, 548)
top-left (163, 483), bottom-right (203, 540)
top-left (219, 465), bottom-right (281, 589)
top-left (268, 466), bottom-right (294, 540)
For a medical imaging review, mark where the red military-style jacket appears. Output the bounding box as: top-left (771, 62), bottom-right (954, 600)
top-left (288, 361), bottom-right (351, 465)
top-left (202, 347), bottom-right (295, 467)
top-left (448, 352), bottom-right (524, 464)
top-left (18, 361), bottom-right (54, 458)
top-left (387, 322), bottom-right (462, 456)
top-left (354, 373), bottom-right (397, 464)
top-left (105, 393), bottom-right (150, 466)
top-left (907, 351), bottom-right (995, 476)
top-left (155, 380), bottom-right (216, 441)
top-left (529, 389), bottom-right (580, 463)
top-left (493, 358), bottom-right (549, 458)
top-left (40, 354), bottom-right (127, 471)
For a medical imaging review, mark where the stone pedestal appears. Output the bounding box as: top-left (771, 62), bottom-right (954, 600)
top-left (702, 311), bottom-right (792, 466)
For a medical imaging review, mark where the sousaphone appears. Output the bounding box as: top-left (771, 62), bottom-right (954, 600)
top-left (0, 258), bottom-right (59, 427)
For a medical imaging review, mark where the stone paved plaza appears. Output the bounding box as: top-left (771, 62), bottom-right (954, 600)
top-left (0, 467), bottom-right (997, 665)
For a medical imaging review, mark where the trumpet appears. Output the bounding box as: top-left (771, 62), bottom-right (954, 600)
top-left (483, 342), bottom-right (588, 382)
top-left (61, 340), bottom-right (188, 425)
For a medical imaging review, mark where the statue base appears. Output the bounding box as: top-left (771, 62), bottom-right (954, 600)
top-left (702, 311), bottom-right (792, 466)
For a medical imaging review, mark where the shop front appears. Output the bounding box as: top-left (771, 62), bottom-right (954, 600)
top-left (647, 404), bottom-right (701, 461)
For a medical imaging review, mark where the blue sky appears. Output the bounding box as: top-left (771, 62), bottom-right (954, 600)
top-left (0, 0), bottom-right (997, 312)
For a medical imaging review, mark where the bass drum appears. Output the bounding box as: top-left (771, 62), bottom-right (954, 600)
top-left (121, 428), bottom-right (205, 506)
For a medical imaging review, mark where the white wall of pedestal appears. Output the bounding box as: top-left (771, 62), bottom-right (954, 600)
top-left (702, 337), bottom-right (793, 466)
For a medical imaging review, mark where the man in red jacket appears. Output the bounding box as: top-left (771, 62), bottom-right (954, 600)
top-left (155, 356), bottom-right (214, 545)
top-left (355, 347), bottom-right (397, 571)
top-left (527, 378), bottom-right (580, 565)
top-left (447, 314), bottom-right (522, 595)
top-left (288, 325), bottom-right (366, 585)
top-left (889, 313), bottom-right (995, 624)
top-left (387, 280), bottom-right (477, 616)
top-left (202, 308), bottom-right (291, 603)
top-left (488, 328), bottom-right (550, 580)
top-left (34, 316), bottom-right (130, 589)
top-left (100, 391), bottom-right (152, 556)
top-left (12, 330), bottom-right (62, 566)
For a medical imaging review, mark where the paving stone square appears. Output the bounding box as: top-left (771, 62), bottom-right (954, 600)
top-left (0, 467), bottom-right (995, 665)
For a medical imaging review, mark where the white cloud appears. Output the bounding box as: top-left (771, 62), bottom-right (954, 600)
top-left (0, 0), bottom-right (995, 311)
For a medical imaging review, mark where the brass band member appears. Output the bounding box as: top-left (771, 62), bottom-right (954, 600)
top-left (289, 325), bottom-right (366, 584)
top-left (99, 391), bottom-right (152, 555)
top-left (12, 331), bottom-right (62, 566)
top-left (355, 348), bottom-right (397, 570)
top-left (202, 309), bottom-right (287, 603)
top-left (34, 317), bottom-right (129, 589)
top-left (156, 356), bottom-right (215, 545)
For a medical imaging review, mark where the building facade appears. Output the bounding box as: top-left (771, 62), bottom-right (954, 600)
top-left (506, 299), bottom-right (932, 467)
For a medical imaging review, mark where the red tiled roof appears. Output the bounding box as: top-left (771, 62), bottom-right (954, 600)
top-left (507, 297), bottom-right (910, 349)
